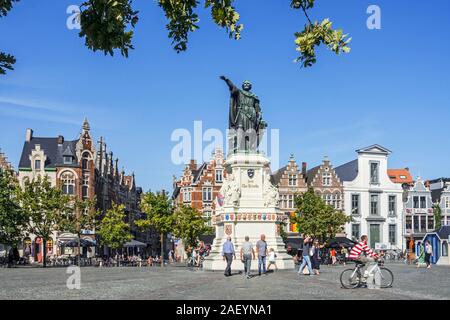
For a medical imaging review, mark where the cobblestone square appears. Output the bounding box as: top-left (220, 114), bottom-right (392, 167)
top-left (0, 263), bottom-right (449, 300)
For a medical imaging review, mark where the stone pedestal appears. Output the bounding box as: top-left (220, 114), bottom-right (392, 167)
top-left (203, 152), bottom-right (295, 271)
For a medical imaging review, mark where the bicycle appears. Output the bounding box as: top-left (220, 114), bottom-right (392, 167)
top-left (340, 259), bottom-right (394, 289)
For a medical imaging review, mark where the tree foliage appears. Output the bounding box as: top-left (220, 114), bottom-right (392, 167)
top-left (0, 168), bottom-right (27, 246)
top-left (172, 204), bottom-right (213, 248)
top-left (17, 175), bottom-right (71, 267)
top-left (96, 202), bottom-right (132, 250)
top-left (135, 190), bottom-right (173, 262)
top-left (135, 190), bottom-right (174, 236)
top-left (0, 0), bottom-right (19, 74)
top-left (433, 202), bottom-right (442, 231)
top-left (79, 0), bottom-right (139, 57)
top-left (1, 0), bottom-right (350, 76)
top-left (290, 188), bottom-right (352, 242)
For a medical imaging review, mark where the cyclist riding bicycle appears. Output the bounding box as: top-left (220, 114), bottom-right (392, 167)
top-left (349, 235), bottom-right (379, 276)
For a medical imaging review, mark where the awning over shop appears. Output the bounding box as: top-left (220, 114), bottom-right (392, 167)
top-left (58, 238), bottom-right (96, 247)
top-left (326, 237), bottom-right (357, 249)
top-left (123, 240), bottom-right (147, 248)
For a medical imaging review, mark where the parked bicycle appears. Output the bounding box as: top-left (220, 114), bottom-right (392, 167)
top-left (340, 259), bottom-right (394, 289)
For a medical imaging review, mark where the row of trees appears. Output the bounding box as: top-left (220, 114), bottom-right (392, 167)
top-left (0, 168), bottom-right (211, 267)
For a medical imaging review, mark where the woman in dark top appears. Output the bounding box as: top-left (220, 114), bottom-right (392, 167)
top-left (311, 240), bottom-right (324, 275)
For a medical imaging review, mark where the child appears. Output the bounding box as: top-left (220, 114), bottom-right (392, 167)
top-left (267, 248), bottom-right (278, 272)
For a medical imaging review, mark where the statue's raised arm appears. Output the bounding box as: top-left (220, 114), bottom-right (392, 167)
top-left (220, 75), bottom-right (239, 95)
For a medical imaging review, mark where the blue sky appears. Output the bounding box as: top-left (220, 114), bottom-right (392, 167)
top-left (1, 0), bottom-right (449, 191)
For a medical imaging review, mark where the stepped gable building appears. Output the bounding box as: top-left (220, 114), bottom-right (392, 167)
top-left (403, 177), bottom-right (435, 244)
top-left (0, 148), bottom-right (14, 172)
top-left (172, 149), bottom-right (225, 226)
top-left (429, 178), bottom-right (450, 227)
top-left (17, 119), bottom-right (147, 261)
top-left (271, 155), bottom-right (308, 234)
top-left (305, 156), bottom-right (344, 211)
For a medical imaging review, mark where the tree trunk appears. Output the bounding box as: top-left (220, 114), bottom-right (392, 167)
top-left (160, 233), bottom-right (164, 268)
top-left (42, 238), bottom-right (47, 268)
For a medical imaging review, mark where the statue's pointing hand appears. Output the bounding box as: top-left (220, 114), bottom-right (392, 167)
top-left (220, 75), bottom-right (227, 81)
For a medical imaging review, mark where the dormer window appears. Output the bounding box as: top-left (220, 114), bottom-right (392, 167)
top-left (34, 159), bottom-right (41, 171)
top-left (63, 156), bottom-right (73, 164)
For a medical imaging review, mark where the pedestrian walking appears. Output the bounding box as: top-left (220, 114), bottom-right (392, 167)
top-left (425, 240), bottom-right (433, 269)
top-left (330, 248), bottom-right (337, 265)
top-left (222, 236), bottom-right (236, 277)
top-left (311, 240), bottom-right (324, 275)
top-left (240, 236), bottom-right (255, 279)
top-left (298, 236), bottom-right (314, 276)
top-left (267, 248), bottom-right (278, 272)
top-left (416, 242), bottom-right (426, 268)
top-left (256, 234), bottom-right (268, 276)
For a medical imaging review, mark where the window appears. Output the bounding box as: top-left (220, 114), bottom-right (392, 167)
top-left (202, 187), bottom-right (212, 202)
top-left (352, 224), bottom-right (360, 242)
top-left (288, 174), bottom-right (297, 186)
top-left (413, 196), bottom-right (419, 209)
top-left (427, 216), bottom-right (434, 231)
top-left (420, 196), bottom-right (426, 209)
top-left (82, 152), bottom-right (90, 170)
top-left (446, 197), bottom-right (450, 209)
top-left (61, 172), bottom-right (75, 195)
top-left (183, 188), bottom-right (192, 202)
top-left (370, 162), bottom-right (379, 184)
top-left (281, 195), bottom-right (288, 209)
top-left (420, 216), bottom-right (426, 233)
top-left (351, 194), bottom-right (360, 215)
top-left (323, 193), bottom-right (332, 206)
top-left (215, 170), bottom-right (223, 183)
top-left (203, 211), bottom-right (212, 227)
top-left (82, 175), bottom-right (89, 199)
top-left (388, 195), bottom-right (396, 216)
top-left (322, 173), bottom-right (331, 186)
top-left (413, 216), bottom-right (420, 233)
top-left (370, 194), bottom-right (379, 215)
top-left (63, 156), bottom-right (72, 164)
top-left (333, 193), bottom-right (341, 210)
top-left (34, 159), bottom-right (41, 171)
top-left (388, 225), bottom-right (396, 245)
top-left (288, 195), bottom-right (294, 209)
top-left (406, 216), bottom-right (412, 230)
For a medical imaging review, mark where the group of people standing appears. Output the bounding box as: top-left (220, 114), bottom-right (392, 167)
top-left (221, 234), bottom-right (277, 279)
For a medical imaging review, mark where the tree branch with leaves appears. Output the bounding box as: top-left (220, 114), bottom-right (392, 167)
top-left (1, 0), bottom-right (351, 76)
top-left (135, 190), bottom-right (174, 265)
top-left (17, 176), bottom-right (71, 267)
top-left (290, 188), bottom-right (352, 243)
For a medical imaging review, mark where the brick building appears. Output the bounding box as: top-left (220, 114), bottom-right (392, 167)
top-left (16, 119), bottom-right (148, 261)
top-left (271, 155), bottom-right (308, 234)
top-left (172, 149), bottom-right (226, 226)
top-left (305, 156), bottom-right (344, 211)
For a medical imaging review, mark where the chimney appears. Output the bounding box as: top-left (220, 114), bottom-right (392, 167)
top-left (189, 159), bottom-right (197, 171)
top-left (57, 135), bottom-right (64, 145)
top-left (302, 162), bottom-right (307, 176)
top-left (25, 128), bottom-right (33, 142)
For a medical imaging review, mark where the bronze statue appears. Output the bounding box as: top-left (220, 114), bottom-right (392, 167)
top-left (220, 76), bottom-right (267, 134)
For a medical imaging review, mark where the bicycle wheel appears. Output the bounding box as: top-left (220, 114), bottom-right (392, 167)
top-left (378, 267), bottom-right (394, 288)
top-left (340, 268), bottom-right (361, 289)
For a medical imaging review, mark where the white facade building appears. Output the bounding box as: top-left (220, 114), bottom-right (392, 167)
top-left (335, 145), bottom-right (405, 250)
